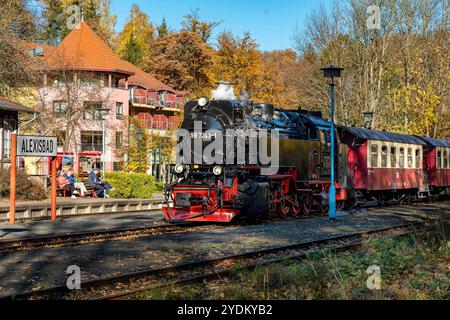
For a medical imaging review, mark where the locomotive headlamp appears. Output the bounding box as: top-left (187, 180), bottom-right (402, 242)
top-left (174, 164), bottom-right (185, 174)
top-left (198, 97), bottom-right (209, 108)
top-left (213, 166), bottom-right (223, 176)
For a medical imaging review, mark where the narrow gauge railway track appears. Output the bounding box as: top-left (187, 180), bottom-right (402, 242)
top-left (0, 222), bottom-right (222, 254)
top-left (3, 216), bottom-right (447, 300)
top-left (0, 201), bottom-right (438, 254)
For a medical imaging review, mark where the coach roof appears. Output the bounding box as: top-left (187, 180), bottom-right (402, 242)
top-left (339, 126), bottom-right (426, 145)
top-left (415, 136), bottom-right (450, 148)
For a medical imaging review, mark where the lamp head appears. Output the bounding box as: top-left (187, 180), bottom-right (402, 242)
top-left (363, 111), bottom-right (374, 120)
top-left (320, 66), bottom-right (344, 78)
top-left (137, 127), bottom-right (143, 141)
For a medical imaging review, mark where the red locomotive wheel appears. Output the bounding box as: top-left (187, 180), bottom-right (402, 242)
top-left (291, 203), bottom-right (301, 217)
top-left (302, 194), bottom-right (312, 215)
top-left (290, 194), bottom-right (301, 218)
top-left (279, 198), bottom-right (290, 218)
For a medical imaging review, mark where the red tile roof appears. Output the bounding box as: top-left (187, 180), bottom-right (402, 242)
top-left (44, 21), bottom-right (134, 76)
top-left (119, 59), bottom-right (175, 92)
top-left (32, 21), bottom-right (180, 93)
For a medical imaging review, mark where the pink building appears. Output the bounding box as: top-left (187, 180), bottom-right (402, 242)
top-left (30, 22), bottom-right (183, 177)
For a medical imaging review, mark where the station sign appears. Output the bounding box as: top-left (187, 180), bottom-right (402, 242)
top-left (16, 135), bottom-right (57, 157)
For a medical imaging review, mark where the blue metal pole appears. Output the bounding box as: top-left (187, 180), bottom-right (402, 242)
top-left (329, 78), bottom-right (336, 220)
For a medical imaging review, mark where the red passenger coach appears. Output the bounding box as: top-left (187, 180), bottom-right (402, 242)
top-left (339, 126), bottom-right (427, 202)
top-left (417, 136), bottom-right (450, 193)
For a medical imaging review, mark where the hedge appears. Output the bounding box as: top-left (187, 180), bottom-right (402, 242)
top-left (105, 172), bottom-right (159, 199)
top-left (0, 169), bottom-right (47, 200)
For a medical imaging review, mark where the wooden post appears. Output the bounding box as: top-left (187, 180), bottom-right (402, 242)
top-left (51, 156), bottom-right (57, 221)
top-left (9, 133), bottom-right (17, 224)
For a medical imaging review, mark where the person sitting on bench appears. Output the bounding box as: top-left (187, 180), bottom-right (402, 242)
top-left (88, 169), bottom-right (113, 198)
top-left (57, 170), bottom-right (76, 198)
top-left (67, 169), bottom-right (88, 197)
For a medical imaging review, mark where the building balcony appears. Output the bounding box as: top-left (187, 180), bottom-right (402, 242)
top-left (130, 96), bottom-right (181, 112)
top-left (81, 143), bottom-right (102, 152)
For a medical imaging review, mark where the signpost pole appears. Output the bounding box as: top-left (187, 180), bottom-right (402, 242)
top-left (51, 156), bottom-right (57, 221)
top-left (9, 133), bottom-right (17, 225)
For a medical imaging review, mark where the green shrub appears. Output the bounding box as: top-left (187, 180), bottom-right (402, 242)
top-left (105, 172), bottom-right (157, 199)
top-left (0, 168), bottom-right (47, 200)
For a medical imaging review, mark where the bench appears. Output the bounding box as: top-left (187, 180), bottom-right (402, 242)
top-left (56, 187), bottom-right (72, 198)
top-left (57, 185), bottom-right (96, 198)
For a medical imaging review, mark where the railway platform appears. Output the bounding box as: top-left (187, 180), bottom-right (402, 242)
top-left (0, 208), bottom-right (164, 241)
top-left (0, 193), bottom-right (165, 222)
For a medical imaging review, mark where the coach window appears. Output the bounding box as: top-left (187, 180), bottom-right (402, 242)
top-left (444, 150), bottom-right (448, 169)
top-left (390, 146), bottom-right (397, 168)
top-left (381, 145), bottom-right (388, 168)
top-left (415, 148), bottom-right (421, 168)
top-left (371, 144), bottom-right (379, 167)
top-left (437, 149), bottom-right (441, 169)
top-left (407, 148), bottom-right (413, 168)
top-left (399, 147), bottom-right (405, 168)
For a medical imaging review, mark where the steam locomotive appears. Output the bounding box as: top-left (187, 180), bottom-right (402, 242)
top-left (162, 92), bottom-right (450, 223)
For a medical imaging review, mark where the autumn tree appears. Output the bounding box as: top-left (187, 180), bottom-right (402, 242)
top-left (291, 0), bottom-right (449, 138)
top-left (116, 4), bottom-right (154, 67)
top-left (120, 117), bottom-right (150, 173)
top-left (181, 8), bottom-right (220, 43)
top-left (40, 0), bottom-right (116, 46)
top-left (157, 18), bottom-right (169, 38)
top-left (40, 0), bottom-right (65, 45)
top-left (211, 31), bottom-right (265, 100)
top-left (143, 30), bottom-right (213, 94)
top-left (0, 0), bottom-right (39, 98)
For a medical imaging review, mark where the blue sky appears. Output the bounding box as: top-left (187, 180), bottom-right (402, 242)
top-left (111, 0), bottom-right (332, 51)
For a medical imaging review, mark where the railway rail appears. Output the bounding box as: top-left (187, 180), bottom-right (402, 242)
top-left (0, 221), bottom-right (221, 254)
top-left (2, 214), bottom-right (447, 300)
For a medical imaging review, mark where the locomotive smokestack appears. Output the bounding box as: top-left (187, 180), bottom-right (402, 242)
top-left (212, 81), bottom-right (236, 101)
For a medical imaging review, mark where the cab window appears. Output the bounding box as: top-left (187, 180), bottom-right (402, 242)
top-left (399, 147), bottom-right (405, 168)
top-left (390, 146), bottom-right (397, 168)
top-left (370, 144), bottom-right (378, 167)
top-left (381, 145), bottom-right (388, 168)
top-left (407, 148), bottom-right (413, 168)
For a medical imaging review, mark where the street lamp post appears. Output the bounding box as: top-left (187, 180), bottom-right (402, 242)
top-left (363, 111), bottom-right (374, 129)
top-left (320, 66), bottom-right (343, 221)
top-left (137, 128), bottom-right (143, 173)
top-left (98, 108), bottom-right (110, 178)
top-left (98, 108), bottom-right (110, 198)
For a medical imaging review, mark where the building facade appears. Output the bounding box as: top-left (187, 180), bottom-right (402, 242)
top-left (28, 22), bottom-right (183, 178)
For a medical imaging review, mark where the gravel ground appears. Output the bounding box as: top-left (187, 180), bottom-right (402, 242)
top-left (0, 202), bottom-right (448, 297)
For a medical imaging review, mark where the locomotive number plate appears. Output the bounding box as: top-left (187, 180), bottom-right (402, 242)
top-left (190, 132), bottom-right (217, 139)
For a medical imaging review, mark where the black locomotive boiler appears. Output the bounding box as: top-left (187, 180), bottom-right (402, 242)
top-left (162, 96), bottom-right (346, 223)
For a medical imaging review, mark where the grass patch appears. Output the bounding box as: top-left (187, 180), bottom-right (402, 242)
top-left (134, 222), bottom-right (450, 300)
